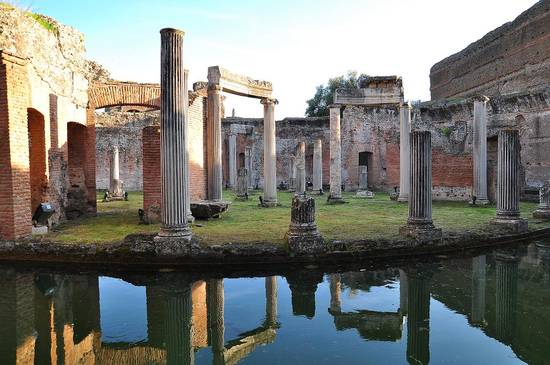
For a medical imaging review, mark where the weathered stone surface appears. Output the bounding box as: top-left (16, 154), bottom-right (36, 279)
top-left (262, 98), bottom-right (278, 207)
top-left (295, 142), bottom-right (306, 195)
top-left (472, 98), bottom-right (489, 204)
top-left (398, 102), bottom-right (411, 202)
top-left (328, 105), bottom-right (345, 204)
top-left (335, 76), bottom-right (403, 106)
top-left (190, 201), bottom-right (230, 220)
top-left (533, 182), bottom-right (550, 219)
top-left (285, 195), bottom-right (324, 254)
top-left (312, 139), bottom-right (323, 192)
top-left (207, 66), bottom-right (272, 98)
top-left (235, 168), bottom-right (249, 198)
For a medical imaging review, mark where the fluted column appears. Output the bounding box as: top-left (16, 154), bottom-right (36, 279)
top-left (295, 141), bottom-right (306, 195)
top-left (313, 139), bottom-right (323, 192)
top-left (472, 98), bottom-right (489, 204)
top-left (533, 182), bottom-right (550, 219)
top-left (398, 102), bottom-right (411, 202)
top-left (328, 105), bottom-right (344, 203)
top-left (265, 276), bottom-right (278, 327)
top-left (207, 85), bottom-right (223, 201)
top-left (262, 98), bottom-right (278, 206)
top-left (406, 270), bottom-right (431, 365)
top-left (184, 69), bottom-right (194, 222)
top-left (495, 252), bottom-right (518, 343)
top-left (109, 146), bottom-right (123, 196)
top-left (400, 131), bottom-right (441, 239)
top-left (157, 28), bottom-right (191, 240)
top-left (228, 133), bottom-right (237, 188)
top-left (207, 279), bottom-right (224, 365)
top-left (329, 274), bottom-right (342, 313)
top-left (163, 284), bottom-right (194, 365)
top-left (493, 129), bottom-right (527, 232)
top-left (471, 255), bottom-right (486, 325)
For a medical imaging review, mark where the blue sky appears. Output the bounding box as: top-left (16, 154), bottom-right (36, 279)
top-left (21, 0), bottom-right (539, 118)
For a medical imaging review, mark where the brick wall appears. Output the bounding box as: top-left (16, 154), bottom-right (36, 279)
top-left (142, 126), bottom-right (161, 222)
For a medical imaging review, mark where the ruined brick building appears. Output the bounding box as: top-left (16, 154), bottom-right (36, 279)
top-left (1, 1), bottom-right (549, 239)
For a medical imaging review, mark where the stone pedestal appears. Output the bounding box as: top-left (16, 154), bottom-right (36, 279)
top-left (285, 195), bottom-right (324, 254)
top-left (228, 133), bottom-right (237, 188)
top-left (236, 168), bottom-right (248, 198)
top-left (262, 98), bottom-right (278, 207)
top-left (533, 182), bottom-right (550, 219)
top-left (472, 98), bottom-right (490, 205)
top-left (355, 165), bottom-right (373, 198)
top-left (398, 102), bottom-right (411, 202)
top-left (312, 139), bottom-right (323, 193)
top-left (207, 85), bottom-right (223, 201)
top-left (295, 142), bottom-right (306, 195)
top-left (156, 28), bottom-right (192, 242)
top-left (286, 271), bottom-right (323, 319)
top-left (328, 105), bottom-right (345, 204)
top-left (400, 131), bottom-right (442, 240)
top-left (288, 156), bottom-right (296, 192)
top-left (492, 129), bottom-right (528, 232)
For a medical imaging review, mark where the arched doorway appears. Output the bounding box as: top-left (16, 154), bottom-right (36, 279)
top-left (27, 108), bottom-right (47, 215)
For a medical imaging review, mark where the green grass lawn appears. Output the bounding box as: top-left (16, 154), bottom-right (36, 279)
top-left (47, 190), bottom-right (547, 244)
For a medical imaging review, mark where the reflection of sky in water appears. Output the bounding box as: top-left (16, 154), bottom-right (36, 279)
top-left (99, 277), bottom-right (147, 344)
top-left (339, 278), bottom-right (401, 313)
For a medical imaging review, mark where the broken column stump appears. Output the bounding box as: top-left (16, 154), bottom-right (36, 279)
top-left (235, 168), bottom-right (249, 199)
top-left (533, 182), bottom-right (550, 219)
top-left (285, 194), bottom-right (324, 254)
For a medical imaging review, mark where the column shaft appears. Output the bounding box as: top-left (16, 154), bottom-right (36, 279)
top-left (184, 69), bottom-right (193, 222)
top-left (262, 98), bottom-right (278, 205)
top-left (207, 86), bottom-right (223, 200)
top-left (409, 131), bottom-right (432, 225)
top-left (495, 255), bottom-right (518, 343)
top-left (158, 28), bottom-right (191, 239)
top-left (164, 285), bottom-right (194, 365)
top-left (295, 141), bottom-right (306, 195)
top-left (329, 106), bottom-right (343, 202)
top-left (497, 129), bottom-right (521, 218)
top-left (406, 273), bottom-right (431, 365)
top-left (472, 100), bottom-right (489, 203)
top-left (398, 103), bottom-right (411, 202)
top-left (207, 279), bottom-right (224, 365)
top-left (313, 139), bottom-right (323, 192)
top-left (228, 133), bottom-right (237, 188)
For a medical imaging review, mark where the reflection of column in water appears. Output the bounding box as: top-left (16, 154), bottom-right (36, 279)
top-left (163, 283), bottom-right (194, 365)
top-left (495, 252), bottom-right (519, 343)
top-left (207, 279), bottom-right (224, 365)
top-left (146, 286), bottom-right (166, 348)
top-left (537, 243), bottom-right (550, 282)
top-left (399, 270), bottom-right (408, 316)
top-left (471, 255), bottom-right (486, 325)
top-left (406, 270), bottom-right (431, 365)
top-left (265, 277), bottom-right (278, 327)
top-left (286, 271), bottom-right (323, 319)
top-left (329, 274), bottom-right (342, 313)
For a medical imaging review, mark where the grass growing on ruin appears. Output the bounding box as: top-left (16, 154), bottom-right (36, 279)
top-left (47, 190), bottom-right (548, 245)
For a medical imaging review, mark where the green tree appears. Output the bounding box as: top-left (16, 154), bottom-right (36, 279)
top-left (305, 71), bottom-right (368, 117)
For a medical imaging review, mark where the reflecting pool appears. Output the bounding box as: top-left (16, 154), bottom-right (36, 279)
top-left (1, 242), bottom-right (550, 364)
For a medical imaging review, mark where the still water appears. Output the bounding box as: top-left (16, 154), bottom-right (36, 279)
top-left (1, 243), bottom-right (549, 365)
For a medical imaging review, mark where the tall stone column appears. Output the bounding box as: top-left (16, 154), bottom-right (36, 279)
top-left (406, 269), bottom-right (432, 365)
top-left (265, 276), bottom-right (278, 327)
top-left (163, 284), bottom-right (194, 365)
top-left (183, 69), bottom-right (194, 222)
top-left (398, 102), bottom-right (411, 202)
top-left (245, 146), bottom-right (253, 188)
top-left (472, 98), bottom-right (489, 204)
top-left (329, 274), bottom-right (342, 313)
top-left (328, 105), bottom-right (344, 204)
top-left (492, 129), bottom-right (527, 232)
top-left (313, 139), bottom-right (323, 193)
top-left (207, 85), bottom-right (223, 201)
top-left (400, 131), bottom-right (441, 240)
top-left (228, 133), bottom-right (237, 188)
top-left (261, 98), bottom-right (278, 206)
top-left (288, 156), bottom-right (296, 192)
top-left (156, 28), bottom-right (192, 241)
top-left (295, 141), bottom-right (306, 195)
top-left (207, 279), bottom-right (224, 365)
top-left (533, 182), bottom-right (550, 219)
top-left (109, 146), bottom-right (123, 197)
top-left (471, 255), bottom-right (486, 325)
top-left (495, 251), bottom-right (518, 343)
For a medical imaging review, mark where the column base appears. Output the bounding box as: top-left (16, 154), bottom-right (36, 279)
top-left (260, 199), bottom-right (279, 208)
top-left (327, 196), bottom-right (346, 205)
top-left (533, 209), bottom-right (550, 220)
top-left (286, 227), bottom-right (324, 255)
top-left (469, 199), bottom-right (490, 207)
top-left (491, 217), bottom-right (528, 233)
top-left (399, 223), bottom-right (442, 241)
top-left (355, 190), bottom-right (374, 199)
top-left (155, 225), bottom-right (193, 240)
top-left (397, 194), bottom-right (408, 203)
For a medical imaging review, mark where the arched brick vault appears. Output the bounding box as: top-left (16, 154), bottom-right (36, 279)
top-left (88, 82), bottom-right (161, 110)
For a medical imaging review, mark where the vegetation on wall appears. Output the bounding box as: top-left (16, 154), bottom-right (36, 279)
top-left (27, 12), bottom-right (59, 35)
top-left (305, 71), bottom-right (369, 117)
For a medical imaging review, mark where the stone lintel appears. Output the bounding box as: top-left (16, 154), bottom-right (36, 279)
top-left (0, 50), bottom-right (28, 66)
top-left (334, 87), bottom-right (404, 106)
top-left (208, 66), bottom-right (272, 99)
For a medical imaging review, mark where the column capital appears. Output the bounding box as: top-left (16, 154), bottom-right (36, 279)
top-left (208, 84), bottom-right (223, 92)
top-left (400, 101), bottom-right (412, 109)
top-left (471, 94), bottom-right (490, 103)
top-left (261, 97), bottom-right (278, 105)
top-left (160, 28), bottom-right (185, 36)
top-left (328, 104), bottom-right (342, 110)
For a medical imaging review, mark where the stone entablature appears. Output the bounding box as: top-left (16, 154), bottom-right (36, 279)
top-left (207, 66), bottom-right (272, 98)
top-left (334, 76), bottom-right (404, 106)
